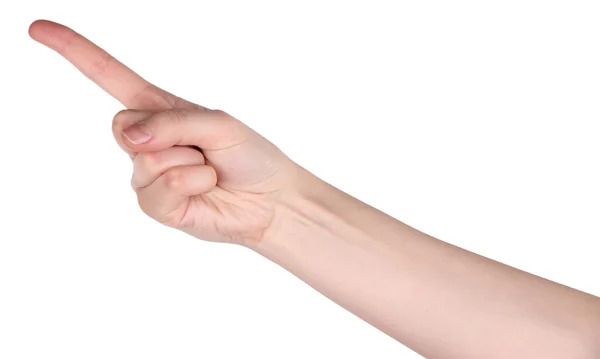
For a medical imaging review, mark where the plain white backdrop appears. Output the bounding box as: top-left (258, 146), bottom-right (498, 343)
top-left (1, 1), bottom-right (599, 358)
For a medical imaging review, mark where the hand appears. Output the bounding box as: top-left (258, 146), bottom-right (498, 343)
top-left (29, 20), bottom-right (299, 245)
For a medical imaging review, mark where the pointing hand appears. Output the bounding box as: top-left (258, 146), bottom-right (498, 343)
top-left (29, 20), bottom-right (299, 245)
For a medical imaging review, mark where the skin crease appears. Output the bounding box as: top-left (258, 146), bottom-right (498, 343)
top-left (29, 20), bottom-right (600, 359)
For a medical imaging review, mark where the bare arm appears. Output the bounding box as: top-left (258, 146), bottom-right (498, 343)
top-left (256, 167), bottom-right (600, 358)
top-left (30, 20), bottom-right (600, 359)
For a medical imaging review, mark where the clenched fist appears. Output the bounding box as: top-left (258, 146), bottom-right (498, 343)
top-left (29, 20), bottom-right (298, 246)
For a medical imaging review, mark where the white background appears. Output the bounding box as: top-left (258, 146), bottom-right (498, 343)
top-left (1, 1), bottom-right (599, 358)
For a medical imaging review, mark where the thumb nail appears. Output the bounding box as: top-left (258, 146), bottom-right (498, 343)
top-left (122, 124), bottom-right (152, 144)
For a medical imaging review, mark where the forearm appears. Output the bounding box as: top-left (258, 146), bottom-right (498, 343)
top-left (255, 167), bottom-right (600, 359)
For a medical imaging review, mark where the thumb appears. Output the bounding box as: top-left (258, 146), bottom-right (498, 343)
top-left (120, 109), bottom-right (251, 152)
top-left (112, 109), bottom-right (154, 158)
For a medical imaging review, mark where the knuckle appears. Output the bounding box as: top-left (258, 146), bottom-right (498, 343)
top-left (218, 112), bottom-right (250, 141)
top-left (211, 109), bottom-right (232, 121)
top-left (58, 32), bottom-right (77, 54)
top-left (173, 96), bottom-right (200, 109)
top-left (138, 151), bottom-right (161, 171)
top-left (165, 169), bottom-right (183, 190)
top-left (164, 109), bottom-right (187, 126)
top-left (160, 109), bottom-right (189, 145)
top-left (131, 152), bottom-right (162, 189)
top-left (211, 109), bottom-right (242, 129)
top-left (91, 51), bottom-right (114, 79)
top-left (112, 109), bottom-right (131, 131)
top-left (211, 108), bottom-right (227, 116)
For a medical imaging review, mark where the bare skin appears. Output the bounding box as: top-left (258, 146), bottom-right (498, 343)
top-left (29, 20), bottom-right (600, 359)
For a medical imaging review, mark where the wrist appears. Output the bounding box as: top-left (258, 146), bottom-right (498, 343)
top-left (248, 166), bottom-right (417, 344)
top-left (252, 166), bottom-right (334, 255)
top-left (251, 165), bottom-right (390, 266)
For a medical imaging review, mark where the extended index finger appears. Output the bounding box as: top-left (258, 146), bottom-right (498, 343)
top-left (28, 20), bottom-right (198, 110)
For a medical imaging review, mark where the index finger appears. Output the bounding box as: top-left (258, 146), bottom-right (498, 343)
top-left (28, 20), bottom-right (199, 111)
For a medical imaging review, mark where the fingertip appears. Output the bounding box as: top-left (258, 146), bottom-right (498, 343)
top-left (28, 19), bottom-right (54, 40)
top-left (27, 20), bottom-right (75, 49)
top-left (182, 165), bottom-right (218, 195)
top-left (204, 165), bottom-right (219, 189)
top-left (28, 20), bottom-right (44, 40)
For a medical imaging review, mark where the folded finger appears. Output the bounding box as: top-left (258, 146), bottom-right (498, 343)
top-left (136, 165), bottom-right (217, 227)
top-left (132, 146), bottom-right (206, 189)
